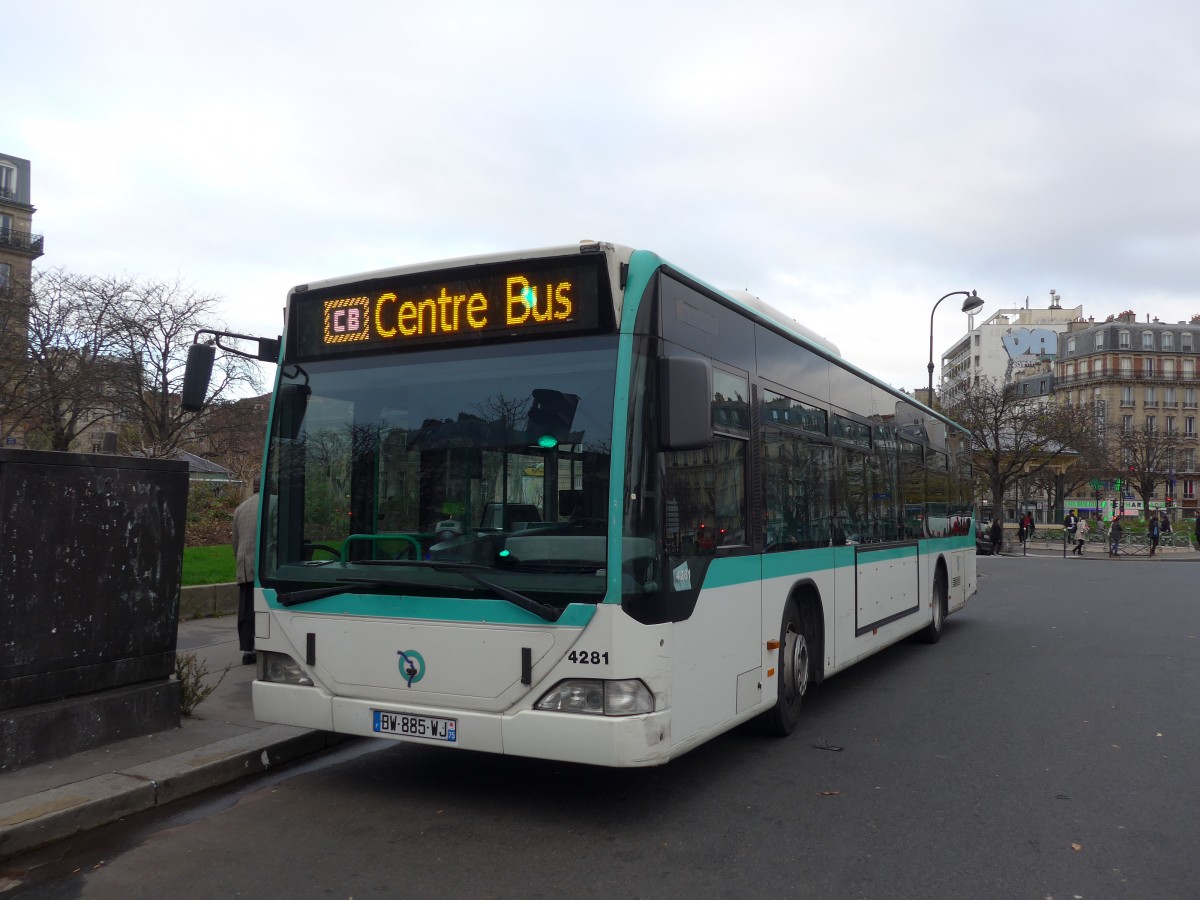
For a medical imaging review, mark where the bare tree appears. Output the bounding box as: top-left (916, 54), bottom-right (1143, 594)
top-left (108, 277), bottom-right (261, 457)
top-left (200, 395), bottom-right (271, 492)
top-left (1117, 423), bottom-right (1183, 517)
top-left (1028, 400), bottom-right (1110, 515)
top-left (0, 269), bottom-right (139, 450)
top-left (947, 378), bottom-right (1097, 518)
top-left (25, 270), bottom-right (136, 450)
top-left (2, 269), bottom-right (265, 457)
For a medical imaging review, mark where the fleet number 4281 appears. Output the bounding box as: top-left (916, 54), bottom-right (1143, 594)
top-left (568, 650), bottom-right (610, 665)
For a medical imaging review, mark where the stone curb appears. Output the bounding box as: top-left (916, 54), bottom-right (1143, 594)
top-left (0, 726), bottom-right (346, 861)
top-left (178, 583), bottom-right (239, 619)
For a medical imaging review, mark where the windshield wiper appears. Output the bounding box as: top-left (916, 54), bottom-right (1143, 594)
top-left (276, 580), bottom-right (388, 607)
top-left (354, 560), bottom-right (561, 622)
top-left (502, 560), bottom-right (604, 574)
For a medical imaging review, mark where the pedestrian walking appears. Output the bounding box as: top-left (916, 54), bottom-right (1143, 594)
top-left (232, 477), bottom-right (260, 665)
top-left (1064, 511), bottom-right (1078, 548)
top-left (1149, 513), bottom-right (1161, 557)
top-left (1109, 517), bottom-right (1123, 557)
top-left (1073, 517), bottom-right (1090, 555)
top-left (1194, 510), bottom-right (1200, 549)
top-left (1019, 512), bottom-right (1033, 544)
top-left (989, 518), bottom-right (1003, 555)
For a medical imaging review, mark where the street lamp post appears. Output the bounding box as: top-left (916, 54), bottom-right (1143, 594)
top-left (928, 290), bottom-right (985, 406)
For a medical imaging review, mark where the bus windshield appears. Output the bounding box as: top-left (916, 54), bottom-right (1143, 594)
top-left (262, 335), bottom-right (617, 606)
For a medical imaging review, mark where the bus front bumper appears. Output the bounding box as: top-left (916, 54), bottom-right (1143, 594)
top-left (253, 681), bottom-right (673, 767)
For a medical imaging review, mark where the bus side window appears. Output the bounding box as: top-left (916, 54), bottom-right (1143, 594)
top-left (763, 430), bottom-right (832, 550)
top-left (834, 447), bottom-right (871, 545)
top-left (664, 435), bottom-right (747, 563)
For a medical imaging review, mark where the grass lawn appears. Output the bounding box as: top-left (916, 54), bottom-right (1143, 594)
top-left (182, 545), bottom-right (236, 586)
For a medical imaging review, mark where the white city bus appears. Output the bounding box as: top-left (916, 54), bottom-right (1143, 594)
top-left (211, 241), bottom-right (976, 767)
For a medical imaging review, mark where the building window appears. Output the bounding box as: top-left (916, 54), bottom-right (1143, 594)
top-left (0, 162), bottom-right (16, 199)
top-left (1143, 357), bottom-right (1154, 377)
top-left (1095, 333), bottom-right (1105, 351)
top-left (974, 334), bottom-right (980, 346)
top-left (1142, 331), bottom-right (1155, 350)
top-left (1167, 416), bottom-right (1176, 434)
top-left (1122, 386), bottom-right (1133, 405)
top-left (1123, 414), bottom-right (1133, 432)
top-left (0, 213), bottom-right (11, 237)
top-left (1187, 416), bottom-right (1196, 435)
top-left (0, 262), bottom-right (9, 294)
top-left (1121, 357), bottom-right (1133, 374)
top-left (1185, 480), bottom-right (1196, 500)
top-left (1183, 333), bottom-right (1194, 352)
top-left (1165, 359), bottom-right (1176, 377)
top-left (1187, 388), bottom-right (1197, 408)
top-left (1146, 415), bottom-right (1156, 431)
top-left (1145, 386), bottom-right (1157, 405)
top-left (1119, 330), bottom-right (1131, 349)
top-left (1166, 386), bottom-right (1177, 405)
top-left (1067, 337), bottom-right (1077, 354)
top-left (1163, 332), bottom-right (1175, 351)
top-left (1185, 359), bottom-right (1196, 378)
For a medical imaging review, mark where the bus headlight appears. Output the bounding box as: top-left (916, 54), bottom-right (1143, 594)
top-left (258, 651), bottom-right (314, 686)
top-left (535, 679), bottom-right (654, 716)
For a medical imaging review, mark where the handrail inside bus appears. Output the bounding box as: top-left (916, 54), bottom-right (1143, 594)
top-left (341, 532), bottom-right (426, 562)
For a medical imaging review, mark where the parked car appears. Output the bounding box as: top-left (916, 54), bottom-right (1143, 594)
top-left (976, 520), bottom-right (994, 555)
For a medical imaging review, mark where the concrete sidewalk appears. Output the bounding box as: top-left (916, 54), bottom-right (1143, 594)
top-left (0, 616), bottom-right (347, 862)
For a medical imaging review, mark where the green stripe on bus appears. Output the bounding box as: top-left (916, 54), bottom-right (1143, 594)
top-left (263, 590), bottom-right (596, 627)
top-left (600, 250), bottom-right (665, 603)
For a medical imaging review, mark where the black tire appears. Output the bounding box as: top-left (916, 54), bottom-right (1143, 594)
top-left (761, 598), bottom-right (813, 736)
top-left (917, 569), bottom-right (947, 644)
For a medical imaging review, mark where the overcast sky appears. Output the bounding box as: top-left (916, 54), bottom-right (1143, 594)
top-left (8, 0), bottom-right (1199, 393)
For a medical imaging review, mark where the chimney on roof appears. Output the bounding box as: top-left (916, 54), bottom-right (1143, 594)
top-left (1049, 289), bottom-right (1061, 309)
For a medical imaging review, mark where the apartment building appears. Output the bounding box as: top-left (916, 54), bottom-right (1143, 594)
top-left (0, 153), bottom-right (44, 447)
top-left (1055, 312), bottom-right (1200, 517)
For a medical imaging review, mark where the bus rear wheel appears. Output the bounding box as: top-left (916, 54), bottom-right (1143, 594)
top-left (762, 598), bottom-right (811, 736)
top-left (917, 569), bottom-right (946, 644)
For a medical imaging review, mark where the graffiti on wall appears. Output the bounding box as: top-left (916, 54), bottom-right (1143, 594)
top-left (1001, 327), bottom-right (1058, 383)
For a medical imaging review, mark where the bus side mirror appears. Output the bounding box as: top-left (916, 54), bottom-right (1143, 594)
top-left (659, 355), bottom-right (712, 450)
top-left (181, 343), bottom-right (215, 412)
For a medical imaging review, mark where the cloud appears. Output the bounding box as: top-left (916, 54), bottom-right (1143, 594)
top-left (8, 0), bottom-right (1200, 392)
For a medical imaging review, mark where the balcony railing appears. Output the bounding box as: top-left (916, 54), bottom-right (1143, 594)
top-left (1057, 367), bottom-right (1199, 387)
top-left (0, 227), bottom-right (44, 256)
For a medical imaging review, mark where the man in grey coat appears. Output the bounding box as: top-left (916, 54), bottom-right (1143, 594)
top-left (231, 477), bottom-right (260, 665)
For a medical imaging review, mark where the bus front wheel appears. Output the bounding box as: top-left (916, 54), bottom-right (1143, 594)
top-left (762, 598), bottom-right (812, 736)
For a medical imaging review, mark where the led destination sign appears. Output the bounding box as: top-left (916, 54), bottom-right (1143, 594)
top-left (292, 256), bottom-right (609, 359)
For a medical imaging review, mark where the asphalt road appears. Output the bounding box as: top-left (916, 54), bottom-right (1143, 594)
top-left (5, 555), bottom-right (1199, 899)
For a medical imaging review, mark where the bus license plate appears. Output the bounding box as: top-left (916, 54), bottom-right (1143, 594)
top-left (372, 710), bottom-right (457, 742)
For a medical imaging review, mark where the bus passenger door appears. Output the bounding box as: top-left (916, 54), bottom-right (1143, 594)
top-left (663, 430), bottom-right (759, 742)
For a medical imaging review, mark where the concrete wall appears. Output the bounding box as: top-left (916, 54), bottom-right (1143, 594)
top-left (0, 450), bottom-right (188, 771)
